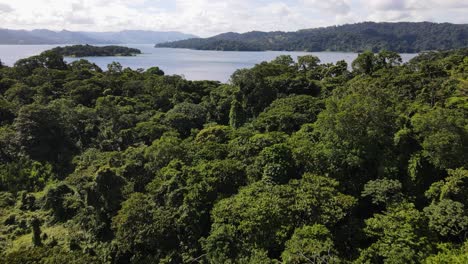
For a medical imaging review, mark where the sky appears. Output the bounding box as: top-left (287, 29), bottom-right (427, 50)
top-left (0, 0), bottom-right (467, 37)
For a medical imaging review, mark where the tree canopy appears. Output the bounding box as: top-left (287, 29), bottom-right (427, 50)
top-left (50, 45), bottom-right (141, 57)
top-left (0, 48), bottom-right (467, 263)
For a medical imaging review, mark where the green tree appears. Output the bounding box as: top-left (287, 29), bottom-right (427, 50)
top-left (310, 89), bottom-right (397, 192)
top-left (43, 183), bottom-right (82, 222)
top-left (144, 133), bottom-right (186, 173)
top-left (112, 193), bottom-right (179, 263)
top-left (0, 157), bottom-right (54, 192)
top-left (164, 102), bottom-right (207, 137)
top-left (425, 168), bottom-right (468, 202)
top-left (254, 143), bottom-right (296, 184)
top-left (254, 95), bottom-right (322, 133)
top-left (282, 224), bottom-right (340, 264)
top-left (206, 173), bottom-right (354, 262)
top-left (107, 61), bottom-right (123, 74)
top-left (424, 168), bottom-right (468, 240)
top-left (14, 103), bottom-right (76, 166)
top-left (38, 50), bottom-right (68, 70)
top-left (297, 55), bottom-right (321, 71)
top-left (356, 203), bottom-right (431, 264)
top-left (229, 99), bottom-right (245, 129)
top-left (352, 51), bottom-right (376, 75)
top-left (4, 83), bottom-right (35, 105)
top-left (195, 125), bottom-right (232, 144)
top-left (411, 108), bottom-right (467, 170)
top-left (424, 199), bottom-right (468, 239)
top-left (272, 55), bottom-right (295, 66)
top-left (376, 50), bottom-right (402, 69)
top-left (362, 178), bottom-right (403, 206)
top-left (425, 242), bottom-right (468, 264)
top-left (146, 66), bottom-right (165, 76)
top-left (31, 216), bottom-right (42, 247)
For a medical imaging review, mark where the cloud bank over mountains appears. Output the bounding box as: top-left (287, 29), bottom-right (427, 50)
top-left (0, 0), bottom-right (466, 37)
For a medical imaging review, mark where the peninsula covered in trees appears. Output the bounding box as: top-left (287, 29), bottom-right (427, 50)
top-left (0, 47), bottom-right (467, 263)
top-left (156, 22), bottom-right (468, 52)
top-left (49, 45), bottom-right (142, 57)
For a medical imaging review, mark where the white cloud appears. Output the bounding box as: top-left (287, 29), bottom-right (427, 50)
top-left (0, 0), bottom-right (465, 36)
top-left (0, 3), bottom-right (13, 13)
top-left (368, 0), bottom-right (409, 10)
top-left (363, 0), bottom-right (468, 25)
top-left (427, 0), bottom-right (468, 8)
top-left (367, 10), bottom-right (412, 22)
top-left (301, 0), bottom-right (351, 14)
top-left (368, 0), bottom-right (468, 11)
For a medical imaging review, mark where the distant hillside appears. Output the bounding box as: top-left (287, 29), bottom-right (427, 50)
top-left (156, 22), bottom-right (468, 53)
top-left (80, 30), bottom-right (198, 44)
top-left (0, 29), bottom-right (197, 44)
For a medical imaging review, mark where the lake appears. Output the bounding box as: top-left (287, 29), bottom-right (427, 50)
top-left (0, 44), bottom-right (418, 82)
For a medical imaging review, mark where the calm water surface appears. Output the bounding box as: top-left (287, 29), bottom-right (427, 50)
top-left (0, 44), bottom-right (418, 82)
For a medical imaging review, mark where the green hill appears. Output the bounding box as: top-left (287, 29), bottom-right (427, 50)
top-left (156, 22), bottom-right (468, 52)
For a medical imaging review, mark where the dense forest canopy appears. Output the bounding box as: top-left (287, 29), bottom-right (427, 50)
top-left (0, 47), bottom-right (467, 263)
top-left (49, 45), bottom-right (142, 57)
top-left (156, 22), bottom-right (468, 52)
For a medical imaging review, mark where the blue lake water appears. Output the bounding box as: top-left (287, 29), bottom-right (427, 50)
top-left (0, 44), bottom-right (418, 82)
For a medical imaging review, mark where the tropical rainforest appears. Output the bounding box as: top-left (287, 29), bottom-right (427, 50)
top-left (156, 22), bottom-right (468, 53)
top-left (0, 47), bottom-right (467, 264)
top-left (49, 45), bottom-right (142, 57)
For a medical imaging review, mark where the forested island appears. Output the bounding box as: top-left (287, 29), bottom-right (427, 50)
top-left (49, 45), bottom-right (141, 57)
top-left (156, 22), bottom-right (468, 52)
top-left (0, 47), bottom-right (467, 263)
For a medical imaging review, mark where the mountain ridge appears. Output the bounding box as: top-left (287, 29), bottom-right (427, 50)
top-left (156, 22), bottom-right (468, 53)
top-left (0, 29), bottom-right (197, 44)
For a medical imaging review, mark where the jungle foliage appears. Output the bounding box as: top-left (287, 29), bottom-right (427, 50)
top-left (0, 47), bottom-right (467, 263)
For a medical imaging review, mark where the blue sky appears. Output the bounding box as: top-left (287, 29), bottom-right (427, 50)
top-left (0, 0), bottom-right (466, 37)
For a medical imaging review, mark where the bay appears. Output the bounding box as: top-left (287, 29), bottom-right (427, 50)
top-left (0, 44), bottom-right (418, 82)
